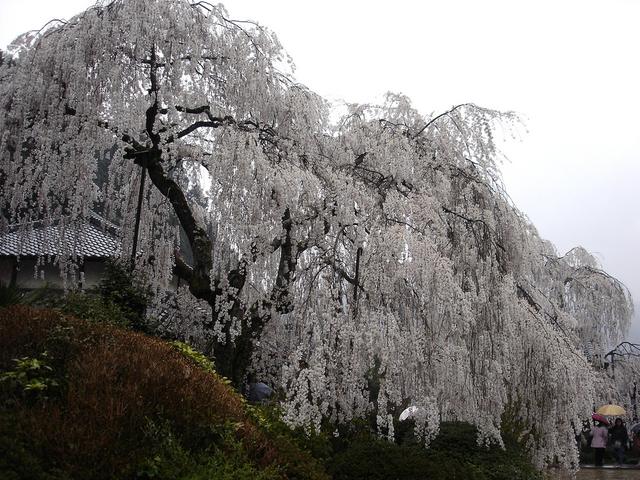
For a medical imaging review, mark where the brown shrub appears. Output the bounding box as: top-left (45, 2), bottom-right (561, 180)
top-left (0, 305), bottom-right (304, 479)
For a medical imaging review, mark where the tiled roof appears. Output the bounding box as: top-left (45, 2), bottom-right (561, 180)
top-left (0, 219), bottom-right (119, 258)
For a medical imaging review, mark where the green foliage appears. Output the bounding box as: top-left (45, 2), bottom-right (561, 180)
top-left (0, 352), bottom-right (59, 404)
top-left (244, 405), bottom-right (332, 480)
top-left (242, 405), bottom-right (542, 480)
top-left (0, 282), bottom-right (22, 307)
top-left (9, 260), bottom-right (153, 330)
top-left (330, 434), bottom-right (432, 480)
top-left (0, 306), bottom-right (329, 480)
top-left (10, 283), bottom-right (133, 329)
top-left (14, 285), bottom-right (61, 308)
top-left (99, 260), bottom-right (153, 331)
top-left (328, 422), bottom-right (543, 480)
top-left (170, 341), bottom-right (216, 374)
top-left (432, 422), bottom-right (542, 480)
top-left (135, 419), bottom-right (193, 479)
top-left (0, 415), bottom-right (69, 480)
top-left (57, 292), bottom-right (131, 328)
top-left (250, 404), bottom-right (334, 464)
top-left (135, 419), bottom-right (282, 480)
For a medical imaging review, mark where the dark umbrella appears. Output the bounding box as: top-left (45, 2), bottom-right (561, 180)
top-left (248, 382), bottom-right (273, 402)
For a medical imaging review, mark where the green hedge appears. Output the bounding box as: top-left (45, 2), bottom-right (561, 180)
top-left (327, 421), bottom-right (542, 480)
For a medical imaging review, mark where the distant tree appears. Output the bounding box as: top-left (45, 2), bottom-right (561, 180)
top-left (0, 0), bottom-right (633, 469)
top-left (592, 342), bottom-right (640, 421)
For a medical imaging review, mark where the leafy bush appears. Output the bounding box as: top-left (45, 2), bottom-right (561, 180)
top-left (0, 415), bottom-right (67, 480)
top-left (0, 352), bottom-right (59, 405)
top-left (170, 340), bottom-right (217, 374)
top-left (328, 422), bottom-right (543, 480)
top-left (330, 434), bottom-right (430, 480)
top-left (0, 306), bottom-right (328, 480)
top-left (13, 285), bottom-right (62, 308)
top-left (9, 260), bottom-right (152, 330)
top-left (134, 418), bottom-right (282, 480)
top-left (244, 405), bottom-right (333, 480)
top-left (0, 282), bottom-right (22, 307)
top-left (15, 286), bottom-right (133, 328)
top-left (57, 292), bottom-right (132, 328)
top-left (98, 260), bottom-right (153, 331)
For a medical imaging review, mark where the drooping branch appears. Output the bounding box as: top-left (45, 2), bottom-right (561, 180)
top-left (413, 103), bottom-right (472, 139)
top-left (442, 205), bottom-right (506, 253)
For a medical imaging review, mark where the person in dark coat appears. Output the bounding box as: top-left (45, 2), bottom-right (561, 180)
top-left (609, 418), bottom-right (629, 466)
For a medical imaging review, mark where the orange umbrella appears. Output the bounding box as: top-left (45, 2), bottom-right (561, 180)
top-left (596, 404), bottom-right (626, 416)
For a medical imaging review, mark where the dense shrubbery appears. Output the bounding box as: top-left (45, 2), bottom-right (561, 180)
top-left (0, 260), bottom-right (153, 330)
top-left (0, 306), bottom-right (328, 480)
top-left (97, 260), bottom-right (153, 331)
top-left (245, 405), bottom-right (542, 479)
top-left (0, 282), bottom-right (23, 307)
top-left (0, 304), bottom-right (543, 479)
top-left (305, 421), bottom-right (542, 480)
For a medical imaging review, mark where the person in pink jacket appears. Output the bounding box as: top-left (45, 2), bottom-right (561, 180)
top-left (591, 421), bottom-right (609, 466)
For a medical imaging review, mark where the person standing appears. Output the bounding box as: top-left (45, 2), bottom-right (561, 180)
top-left (609, 418), bottom-right (629, 466)
top-left (591, 420), bottom-right (609, 467)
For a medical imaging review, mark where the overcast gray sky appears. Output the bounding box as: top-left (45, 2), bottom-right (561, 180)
top-left (1, 0), bottom-right (638, 341)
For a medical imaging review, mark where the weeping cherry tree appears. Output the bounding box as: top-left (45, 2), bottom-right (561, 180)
top-left (0, 0), bottom-right (633, 469)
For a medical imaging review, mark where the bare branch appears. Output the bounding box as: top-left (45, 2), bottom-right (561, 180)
top-left (413, 103), bottom-right (472, 139)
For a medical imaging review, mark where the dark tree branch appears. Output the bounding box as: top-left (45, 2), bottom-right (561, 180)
top-left (442, 206), bottom-right (506, 252)
top-left (271, 208), bottom-right (297, 313)
top-left (172, 118), bottom-right (233, 140)
top-left (413, 103), bottom-right (471, 139)
top-left (176, 104), bottom-right (214, 115)
top-left (132, 148), bottom-right (215, 304)
top-left (516, 284), bottom-right (541, 312)
top-left (174, 249), bottom-right (194, 282)
top-left (353, 246), bottom-right (363, 317)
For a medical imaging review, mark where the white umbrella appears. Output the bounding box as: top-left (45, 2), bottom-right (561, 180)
top-left (399, 406), bottom-right (424, 421)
